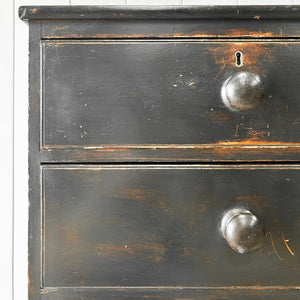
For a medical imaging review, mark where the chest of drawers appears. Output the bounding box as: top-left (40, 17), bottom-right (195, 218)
top-left (20, 6), bottom-right (300, 300)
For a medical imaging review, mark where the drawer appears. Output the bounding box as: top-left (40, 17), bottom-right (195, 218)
top-left (40, 40), bottom-right (300, 161)
top-left (42, 165), bottom-right (299, 288)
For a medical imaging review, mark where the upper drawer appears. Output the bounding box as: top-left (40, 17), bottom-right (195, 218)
top-left (41, 40), bottom-right (300, 161)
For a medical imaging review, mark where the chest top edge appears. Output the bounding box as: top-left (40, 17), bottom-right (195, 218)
top-left (19, 5), bottom-right (300, 22)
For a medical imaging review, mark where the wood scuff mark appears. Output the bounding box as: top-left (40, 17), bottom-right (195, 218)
top-left (269, 232), bottom-right (283, 261)
top-left (96, 242), bottom-right (167, 263)
top-left (282, 233), bottom-right (295, 256)
top-left (204, 110), bottom-right (232, 125)
top-left (234, 124), bottom-right (239, 138)
top-left (41, 288), bottom-right (58, 294)
top-left (55, 26), bottom-right (68, 30)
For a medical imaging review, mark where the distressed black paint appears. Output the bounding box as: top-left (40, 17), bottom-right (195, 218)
top-left (41, 41), bottom-right (300, 148)
top-left (40, 288), bottom-right (300, 300)
top-left (21, 6), bottom-right (300, 300)
top-left (18, 5), bottom-right (300, 21)
top-left (43, 165), bottom-right (300, 287)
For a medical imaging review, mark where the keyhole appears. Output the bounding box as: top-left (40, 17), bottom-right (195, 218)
top-left (235, 51), bottom-right (243, 67)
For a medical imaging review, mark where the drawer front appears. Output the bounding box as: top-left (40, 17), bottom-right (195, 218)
top-left (42, 165), bottom-right (300, 288)
top-left (42, 40), bottom-right (300, 151)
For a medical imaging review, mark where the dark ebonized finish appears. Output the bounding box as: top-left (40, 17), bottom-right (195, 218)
top-left (18, 5), bottom-right (300, 21)
top-left (20, 6), bottom-right (300, 300)
top-left (41, 41), bottom-right (300, 150)
top-left (43, 165), bottom-right (299, 287)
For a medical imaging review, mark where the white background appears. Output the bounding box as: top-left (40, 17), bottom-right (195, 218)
top-left (1, 0), bottom-right (298, 299)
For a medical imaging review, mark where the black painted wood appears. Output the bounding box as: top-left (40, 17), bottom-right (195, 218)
top-left (18, 5), bottom-right (300, 21)
top-left (28, 23), bottom-right (42, 300)
top-left (22, 6), bottom-right (300, 162)
top-left (40, 287), bottom-right (300, 300)
top-left (21, 6), bottom-right (300, 300)
top-left (42, 40), bottom-right (300, 149)
top-left (40, 20), bottom-right (300, 39)
top-left (43, 165), bottom-right (299, 287)
top-left (37, 146), bottom-right (300, 163)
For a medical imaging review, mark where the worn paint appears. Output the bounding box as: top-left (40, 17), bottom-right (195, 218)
top-left (112, 188), bottom-right (160, 201)
top-left (182, 246), bottom-right (193, 258)
top-left (96, 243), bottom-right (167, 263)
top-left (109, 188), bottom-right (169, 213)
top-left (59, 226), bottom-right (81, 245)
top-left (55, 25), bottom-right (68, 30)
top-left (26, 7), bottom-right (300, 298)
top-left (28, 271), bottom-right (35, 298)
top-left (208, 43), bottom-right (272, 72)
top-left (282, 233), bottom-right (295, 256)
top-left (233, 195), bottom-right (271, 208)
top-left (215, 140), bottom-right (288, 146)
top-left (31, 8), bottom-right (38, 15)
top-left (269, 232), bottom-right (283, 262)
top-left (204, 110), bottom-right (233, 124)
top-left (64, 145), bottom-right (300, 163)
top-left (201, 250), bottom-right (212, 264)
top-left (44, 30), bottom-right (279, 40)
top-left (222, 29), bottom-right (275, 38)
top-left (42, 40), bottom-right (300, 159)
top-left (42, 166), bottom-right (300, 288)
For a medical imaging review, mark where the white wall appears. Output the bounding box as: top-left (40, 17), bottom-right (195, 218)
top-left (1, 0), bottom-right (296, 299)
top-left (1, 1), bottom-right (14, 300)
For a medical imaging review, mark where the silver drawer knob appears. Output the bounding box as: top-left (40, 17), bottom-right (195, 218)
top-left (221, 71), bottom-right (265, 111)
top-left (221, 208), bottom-right (266, 254)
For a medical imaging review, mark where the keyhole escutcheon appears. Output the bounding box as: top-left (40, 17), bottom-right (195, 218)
top-left (235, 51), bottom-right (243, 67)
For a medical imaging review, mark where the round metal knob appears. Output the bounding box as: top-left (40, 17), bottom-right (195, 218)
top-left (221, 71), bottom-right (265, 111)
top-left (221, 208), bottom-right (266, 254)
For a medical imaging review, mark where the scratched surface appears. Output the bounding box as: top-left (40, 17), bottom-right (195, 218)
top-left (18, 6), bottom-right (300, 23)
top-left (43, 165), bottom-right (299, 287)
top-left (24, 8), bottom-right (300, 300)
top-left (42, 41), bottom-right (300, 149)
top-left (40, 20), bottom-right (300, 40)
top-left (40, 287), bottom-right (300, 300)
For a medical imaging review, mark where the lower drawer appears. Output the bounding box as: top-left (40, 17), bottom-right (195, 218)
top-left (42, 165), bottom-right (299, 288)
